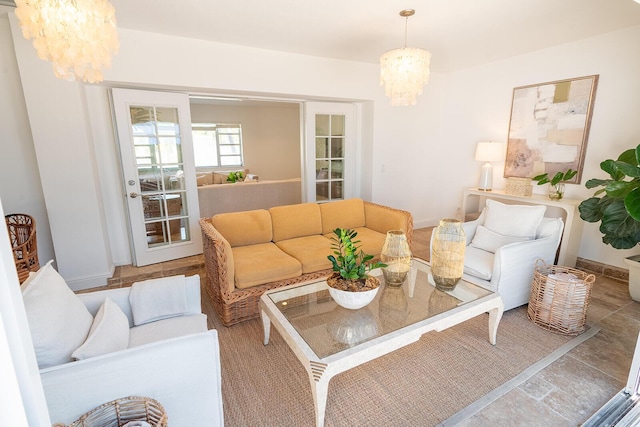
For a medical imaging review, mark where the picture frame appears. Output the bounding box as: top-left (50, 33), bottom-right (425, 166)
top-left (503, 75), bottom-right (599, 183)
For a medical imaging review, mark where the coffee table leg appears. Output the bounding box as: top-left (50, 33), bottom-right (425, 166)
top-left (308, 369), bottom-right (330, 427)
top-left (488, 304), bottom-right (504, 345)
top-left (261, 309), bottom-right (271, 345)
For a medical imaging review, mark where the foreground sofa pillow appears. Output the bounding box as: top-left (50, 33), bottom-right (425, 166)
top-left (71, 297), bottom-right (130, 360)
top-left (21, 260), bottom-right (93, 368)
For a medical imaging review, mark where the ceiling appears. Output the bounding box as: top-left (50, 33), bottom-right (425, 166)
top-left (109, 0), bottom-right (640, 73)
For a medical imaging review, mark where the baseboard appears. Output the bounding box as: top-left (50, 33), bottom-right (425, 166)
top-left (576, 257), bottom-right (628, 282)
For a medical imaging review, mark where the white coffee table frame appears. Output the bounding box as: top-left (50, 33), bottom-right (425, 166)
top-left (259, 258), bottom-right (504, 427)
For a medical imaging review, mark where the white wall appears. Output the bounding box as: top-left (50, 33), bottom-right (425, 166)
top-left (0, 10), bottom-right (55, 268)
top-left (190, 102), bottom-right (301, 180)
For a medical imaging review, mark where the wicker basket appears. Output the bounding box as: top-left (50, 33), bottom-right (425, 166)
top-left (505, 177), bottom-right (533, 196)
top-left (527, 260), bottom-right (595, 336)
top-left (64, 396), bottom-right (167, 427)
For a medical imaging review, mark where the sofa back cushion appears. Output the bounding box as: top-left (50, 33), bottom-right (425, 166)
top-left (269, 203), bottom-right (322, 242)
top-left (212, 209), bottom-right (272, 247)
top-left (319, 198), bottom-right (366, 235)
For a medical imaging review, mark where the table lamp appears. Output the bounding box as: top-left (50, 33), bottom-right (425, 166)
top-left (475, 142), bottom-right (504, 191)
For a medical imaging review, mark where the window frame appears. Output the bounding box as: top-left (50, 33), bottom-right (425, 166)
top-left (191, 123), bottom-right (244, 168)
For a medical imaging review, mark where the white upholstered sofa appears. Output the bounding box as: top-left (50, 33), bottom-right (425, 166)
top-left (21, 262), bottom-right (223, 426)
top-left (433, 200), bottom-right (564, 311)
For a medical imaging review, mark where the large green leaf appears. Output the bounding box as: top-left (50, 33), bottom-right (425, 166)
top-left (600, 200), bottom-right (640, 237)
top-left (602, 233), bottom-right (639, 250)
top-left (606, 180), bottom-right (640, 198)
top-left (585, 178), bottom-right (610, 189)
top-left (625, 186), bottom-right (640, 222)
top-left (619, 147), bottom-right (639, 165)
top-left (612, 161), bottom-right (640, 178)
top-left (579, 197), bottom-right (609, 222)
top-left (601, 159), bottom-right (624, 180)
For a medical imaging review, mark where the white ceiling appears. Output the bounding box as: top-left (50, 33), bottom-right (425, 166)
top-left (111, 0), bottom-right (640, 73)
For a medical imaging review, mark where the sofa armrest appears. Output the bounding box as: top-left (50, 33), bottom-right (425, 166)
top-left (40, 330), bottom-right (223, 426)
top-left (363, 201), bottom-right (414, 243)
top-left (200, 217), bottom-right (235, 301)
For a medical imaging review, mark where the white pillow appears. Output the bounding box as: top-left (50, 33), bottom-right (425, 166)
top-left (470, 225), bottom-right (530, 253)
top-left (72, 297), bottom-right (130, 360)
top-left (21, 260), bottom-right (93, 368)
top-left (129, 275), bottom-right (188, 326)
top-left (483, 199), bottom-right (546, 238)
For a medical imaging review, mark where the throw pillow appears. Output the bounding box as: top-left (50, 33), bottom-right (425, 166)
top-left (482, 199), bottom-right (546, 238)
top-left (72, 297), bottom-right (130, 360)
top-left (470, 225), bottom-right (530, 253)
top-left (21, 260), bottom-right (93, 368)
top-left (129, 275), bottom-right (188, 326)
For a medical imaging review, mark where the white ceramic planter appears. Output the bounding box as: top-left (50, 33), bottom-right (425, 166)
top-left (623, 255), bottom-right (640, 302)
top-left (328, 286), bottom-right (379, 310)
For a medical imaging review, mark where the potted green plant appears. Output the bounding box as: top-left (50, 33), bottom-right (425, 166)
top-left (326, 228), bottom-right (386, 309)
top-left (578, 143), bottom-right (640, 301)
top-left (532, 168), bottom-right (577, 200)
top-left (226, 171), bottom-right (244, 183)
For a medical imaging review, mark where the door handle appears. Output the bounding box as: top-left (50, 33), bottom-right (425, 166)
top-left (129, 192), bottom-right (139, 199)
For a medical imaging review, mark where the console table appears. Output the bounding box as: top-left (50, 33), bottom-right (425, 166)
top-left (462, 188), bottom-right (583, 267)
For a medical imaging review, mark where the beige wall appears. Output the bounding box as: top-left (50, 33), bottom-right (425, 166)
top-left (189, 102), bottom-right (301, 181)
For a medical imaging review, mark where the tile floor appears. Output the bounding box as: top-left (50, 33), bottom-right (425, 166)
top-left (101, 227), bottom-right (640, 426)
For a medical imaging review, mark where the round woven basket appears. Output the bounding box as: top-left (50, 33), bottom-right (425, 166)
top-left (527, 260), bottom-right (595, 336)
top-left (64, 396), bottom-right (167, 427)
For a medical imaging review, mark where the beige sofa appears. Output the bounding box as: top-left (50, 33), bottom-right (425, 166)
top-left (199, 198), bottom-right (413, 326)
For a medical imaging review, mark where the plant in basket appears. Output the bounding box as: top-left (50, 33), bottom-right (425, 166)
top-left (326, 228), bottom-right (386, 309)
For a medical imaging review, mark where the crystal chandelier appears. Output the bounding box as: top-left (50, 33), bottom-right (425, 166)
top-left (14, 0), bottom-right (119, 83)
top-left (380, 9), bottom-right (431, 107)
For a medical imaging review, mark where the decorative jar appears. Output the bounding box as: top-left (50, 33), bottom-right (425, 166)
top-left (549, 183), bottom-right (565, 200)
top-left (431, 218), bottom-right (466, 291)
top-left (380, 230), bottom-right (412, 286)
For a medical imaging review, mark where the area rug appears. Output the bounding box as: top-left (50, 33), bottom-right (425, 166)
top-left (209, 306), bottom-right (598, 426)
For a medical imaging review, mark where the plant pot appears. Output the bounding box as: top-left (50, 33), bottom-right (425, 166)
top-left (549, 183), bottom-right (565, 200)
top-left (623, 255), bottom-right (640, 302)
top-left (327, 273), bottom-right (380, 310)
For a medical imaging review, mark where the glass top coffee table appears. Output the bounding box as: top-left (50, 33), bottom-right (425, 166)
top-left (259, 257), bottom-right (504, 427)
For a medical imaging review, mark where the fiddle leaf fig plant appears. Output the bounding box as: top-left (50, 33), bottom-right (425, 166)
top-left (578, 144), bottom-right (640, 249)
top-left (532, 168), bottom-right (577, 186)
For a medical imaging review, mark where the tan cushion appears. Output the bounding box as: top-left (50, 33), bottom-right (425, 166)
top-left (364, 202), bottom-right (410, 235)
top-left (324, 227), bottom-right (387, 260)
top-left (275, 235), bottom-right (333, 274)
top-left (232, 243), bottom-right (302, 289)
top-left (213, 173), bottom-right (226, 184)
top-left (320, 198), bottom-right (366, 235)
top-left (212, 210), bottom-right (272, 247)
top-left (269, 203), bottom-right (322, 242)
top-left (196, 175), bottom-right (208, 186)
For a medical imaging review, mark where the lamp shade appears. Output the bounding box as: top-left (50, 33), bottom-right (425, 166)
top-left (475, 142), bottom-right (504, 162)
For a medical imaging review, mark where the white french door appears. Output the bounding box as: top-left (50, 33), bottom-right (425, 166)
top-left (111, 88), bottom-right (202, 266)
top-left (304, 102), bottom-right (356, 202)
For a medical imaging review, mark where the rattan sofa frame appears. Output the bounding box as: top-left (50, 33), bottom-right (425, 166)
top-left (200, 201), bottom-right (413, 326)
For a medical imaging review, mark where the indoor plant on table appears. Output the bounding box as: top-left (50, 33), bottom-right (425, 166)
top-left (326, 228), bottom-right (386, 309)
top-left (532, 168), bottom-right (577, 200)
top-left (578, 143), bottom-right (640, 301)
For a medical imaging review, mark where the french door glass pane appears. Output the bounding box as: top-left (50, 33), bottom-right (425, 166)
top-left (315, 113), bottom-right (345, 201)
top-left (316, 114), bottom-right (330, 135)
top-left (331, 115), bottom-right (345, 136)
top-left (331, 138), bottom-right (344, 157)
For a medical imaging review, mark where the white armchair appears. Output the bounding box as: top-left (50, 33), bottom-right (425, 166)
top-left (20, 263), bottom-right (224, 426)
top-left (431, 200), bottom-right (564, 311)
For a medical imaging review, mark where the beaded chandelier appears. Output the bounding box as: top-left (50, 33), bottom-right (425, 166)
top-left (14, 0), bottom-right (119, 83)
top-left (379, 9), bottom-right (431, 107)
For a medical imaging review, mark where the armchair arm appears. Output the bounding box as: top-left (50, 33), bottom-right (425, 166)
top-left (491, 234), bottom-right (561, 310)
top-left (363, 201), bottom-right (414, 244)
top-left (200, 218), bottom-right (235, 301)
top-left (40, 330), bottom-right (223, 426)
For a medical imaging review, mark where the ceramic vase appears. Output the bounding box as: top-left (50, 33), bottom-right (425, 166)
top-left (431, 218), bottom-right (466, 291)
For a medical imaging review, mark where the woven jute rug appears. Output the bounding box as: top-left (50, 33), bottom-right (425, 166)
top-left (209, 306), bottom-right (596, 426)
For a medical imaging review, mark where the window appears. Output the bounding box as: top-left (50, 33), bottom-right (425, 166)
top-left (192, 123), bottom-right (243, 167)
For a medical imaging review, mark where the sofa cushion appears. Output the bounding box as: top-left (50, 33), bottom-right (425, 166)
top-left (232, 243), bottom-right (302, 289)
top-left (276, 235), bottom-right (333, 274)
top-left (483, 199), bottom-right (546, 239)
top-left (128, 314), bottom-right (208, 348)
top-left (71, 297), bottom-right (130, 361)
top-left (319, 198), bottom-right (366, 235)
top-left (21, 260), bottom-right (93, 368)
top-left (213, 209), bottom-right (272, 247)
top-left (464, 246), bottom-right (495, 281)
top-left (269, 203), bottom-right (322, 242)
top-left (470, 225), bottom-right (530, 254)
top-left (364, 201), bottom-right (410, 236)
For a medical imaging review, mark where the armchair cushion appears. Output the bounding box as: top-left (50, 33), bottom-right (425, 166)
top-left (470, 225), bottom-right (530, 253)
top-left (464, 246), bottom-right (495, 281)
top-left (483, 199), bottom-right (546, 238)
top-left (72, 297), bottom-right (129, 361)
top-left (21, 260), bottom-right (93, 368)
